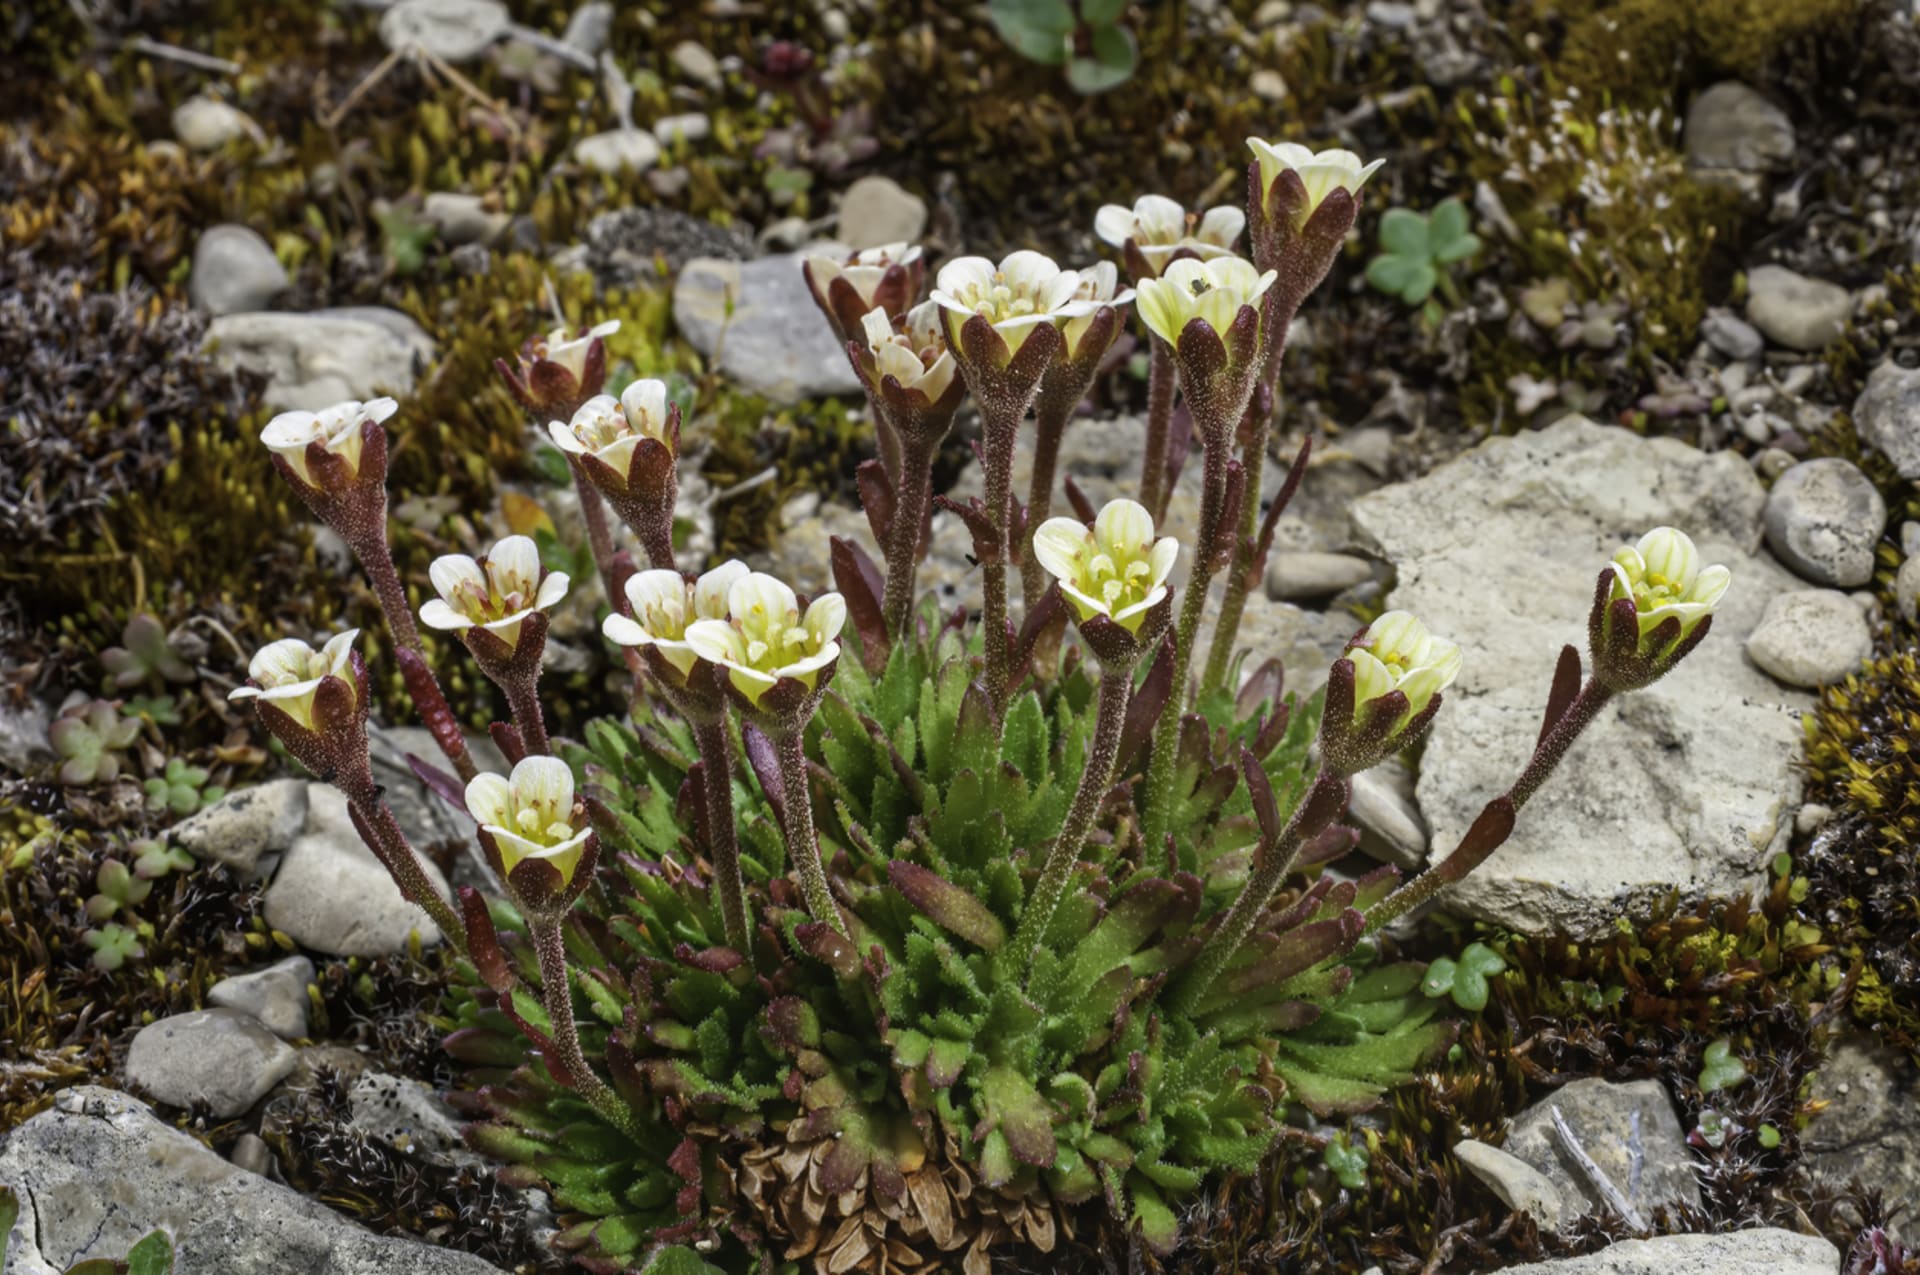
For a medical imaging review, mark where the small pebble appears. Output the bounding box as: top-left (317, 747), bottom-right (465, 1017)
top-left (1745, 589), bottom-right (1874, 688)
top-left (1762, 458), bottom-right (1886, 587)
top-left (1746, 264), bottom-right (1854, 351)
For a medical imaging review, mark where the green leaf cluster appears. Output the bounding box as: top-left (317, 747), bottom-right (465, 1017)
top-left (988, 0), bottom-right (1140, 94)
top-left (1365, 197), bottom-right (1481, 308)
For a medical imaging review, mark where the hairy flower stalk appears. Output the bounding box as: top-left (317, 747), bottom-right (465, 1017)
top-left (685, 572), bottom-right (850, 937)
top-left (1020, 265), bottom-right (1132, 611)
top-left (421, 535), bottom-right (570, 755)
top-left (260, 398), bottom-right (478, 782)
top-left (1171, 612), bottom-right (1459, 1013)
top-left (604, 562), bottom-right (757, 958)
top-left (1132, 257), bottom-right (1278, 850)
top-left (1201, 142), bottom-right (1382, 695)
top-left (1013, 501), bottom-right (1177, 971)
top-left (1363, 530), bottom-right (1730, 932)
top-left (230, 630), bottom-right (466, 946)
top-left (844, 303), bottom-right (965, 640)
top-left (549, 381), bottom-right (682, 570)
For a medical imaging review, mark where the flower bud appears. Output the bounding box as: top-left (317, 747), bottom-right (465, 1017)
top-left (1321, 611), bottom-right (1459, 772)
top-left (260, 398), bottom-right (396, 490)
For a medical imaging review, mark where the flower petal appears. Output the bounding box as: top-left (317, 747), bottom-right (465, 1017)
top-left (464, 772), bottom-right (514, 828)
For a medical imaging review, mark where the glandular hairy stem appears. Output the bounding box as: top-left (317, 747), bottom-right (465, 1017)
top-left (352, 529), bottom-right (478, 783)
top-left (882, 436), bottom-right (937, 641)
top-left (776, 724), bottom-right (849, 938)
top-left (338, 765), bottom-right (469, 949)
top-left (979, 410), bottom-right (1020, 716)
top-left (1139, 336), bottom-right (1176, 522)
top-left (1019, 401), bottom-right (1071, 612)
top-left (693, 716), bottom-right (754, 962)
top-left (529, 914), bottom-right (644, 1140)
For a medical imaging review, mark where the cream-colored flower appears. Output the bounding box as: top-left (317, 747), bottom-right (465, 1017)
top-left (547, 381), bottom-right (673, 475)
top-left (860, 302), bottom-right (958, 400)
top-left (1348, 611), bottom-right (1461, 728)
top-left (929, 251), bottom-right (1094, 355)
top-left (1607, 527), bottom-right (1731, 641)
top-left (603, 559), bottom-right (750, 677)
top-left (465, 755), bottom-right (592, 885)
top-left (419, 535), bottom-right (570, 651)
top-left (1093, 194), bottom-right (1246, 270)
top-left (537, 319), bottom-right (620, 383)
top-left (1032, 499), bottom-right (1178, 635)
top-left (683, 572), bottom-right (846, 705)
top-left (1059, 261), bottom-right (1135, 359)
top-left (802, 242), bottom-right (924, 309)
top-left (1247, 140), bottom-right (1383, 220)
top-left (1134, 256), bottom-right (1278, 349)
top-left (260, 398), bottom-right (397, 485)
top-left (228, 629), bottom-right (360, 730)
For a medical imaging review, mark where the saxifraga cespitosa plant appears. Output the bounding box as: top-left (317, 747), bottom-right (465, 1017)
top-left (226, 139), bottom-right (1734, 1275)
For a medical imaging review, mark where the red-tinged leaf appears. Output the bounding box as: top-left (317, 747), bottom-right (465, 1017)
top-left (1540, 643), bottom-right (1582, 747)
top-left (1063, 474), bottom-right (1097, 523)
top-left (795, 921), bottom-right (861, 978)
top-left (855, 458), bottom-right (895, 544)
top-left (830, 535), bottom-right (889, 674)
top-left (1298, 823), bottom-right (1358, 867)
top-left (761, 996), bottom-right (821, 1052)
top-left (1253, 697), bottom-right (1293, 758)
top-left (926, 1036), bottom-right (971, 1087)
top-left (1241, 747), bottom-right (1280, 845)
top-left (406, 753), bottom-right (467, 812)
top-left (1162, 401), bottom-right (1193, 495)
top-left (673, 942), bottom-right (744, 972)
top-left (460, 887), bottom-right (514, 993)
top-left (1015, 583), bottom-right (1066, 674)
top-left (981, 1066), bottom-right (1057, 1167)
top-left (1256, 434), bottom-right (1313, 561)
top-left (741, 722), bottom-right (785, 827)
top-left (1435, 795), bottom-right (1517, 885)
top-left (889, 861), bottom-right (1007, 951)
top-left (1236, 657), bottom-right (1286, 721)
top-left (1118, 636), bottom-right (1175, 773)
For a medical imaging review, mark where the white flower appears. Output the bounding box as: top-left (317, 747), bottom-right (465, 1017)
top-left (538, 319), bottom-right (620, 383)
top-left (1607, 527), bottom-right (1731, 641)
top-left (546, 381), bottom-right (673, 476)
top-left (803, 242), bottom-right (924, 309)
top-left (603, 559), bottom-right (750, 677)
top-left (465, 755), bottom-right (592, 886)
top-left (260, 398), bottom-right (397, 486)
top-left (419, 535), bottom-right (570, 652)
top-left (1059, 261), bottom-right (1136, 359)
top-left (929, 251), bottom-right (1094, 355)
top-left (1133, 256), bottom-right (1277, 349)
top-left (1093, 194), bottom-right (1246, 270)
top-left (1246, 140), bottom-right (1383, 219)
top-left (228, 629), bottom-right (360, 730)
top-left (860, 302), bottom-right (958, 401)
top-left (683, 572), bottom-right (846, 705)
top-left (1032, 499), bottom-right (1178, 635)
top-left (1348, 611), bottom-right (1461, 728)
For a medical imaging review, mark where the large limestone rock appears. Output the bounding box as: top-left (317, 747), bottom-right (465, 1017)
top-left (672, 254), bottom-right (863, 403)
top-left (0, 1086), bottom-right (506, 1274)
top-left (1350, 417), bottom-right (1811, 936)
top-left (203, 307), bottom-right (436, 413)
top-left (1803, 1033), bottom-right (1920, 1244)
top-left (1495, 1230), bottom-right (1839, 1275)
top-left (1504, 1077), bottom-right (1700, 1223)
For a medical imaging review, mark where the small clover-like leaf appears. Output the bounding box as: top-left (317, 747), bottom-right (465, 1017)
top-left (1420, 942), bottom-right (1505, 1011)
top-left (1322, 1131), bottom-right (1369, 1189)
top-left (989, 0), bottom-right (1075, 63)
top-left (1757, 1122), bottom-right (1781, 1149)
top-left (133, 840), bottom-right (196, 880)
top-left (1699, 1038), bottom-right (1748, 1093)
top-left (84, 923), bottom-right (145, 972)
top-left (1067, 23), bottom-right (1138, 94)
top-left (1378, 207), bottom-right (1430, 259)
top-left (124, 1229), bottom-right (176, 1275)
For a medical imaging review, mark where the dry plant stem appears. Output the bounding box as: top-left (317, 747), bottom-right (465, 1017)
top-left (504, 676), bottom-right (551, 755)
top-left (1365, 678), bottom-right (1615, 932)
top-left (776, 725), bottom-right (849, 938)
top-left (1010, 658), bottom-right (1131, 974)
top-left (1019, 401), bottom-right (1073, 611)
top-left (1139, 336), bottom-right (1176, 522)
top-left (882, 436), bottom-right (938, 640)
top-left (1139, 428), bottom-right (1233, 852)
top-left (692, 717), bottom-right (753, 960)
top-left (350, 531), bottom-right (478, 783)
top-left (529, 915), bottom-right (644, 1140)
top-left (1168, 767), bottom-right (1347, 1016)
top-left (338, 769), bottom-right (468, 947)
top-left (979, 410), bottom-right (1022, 715)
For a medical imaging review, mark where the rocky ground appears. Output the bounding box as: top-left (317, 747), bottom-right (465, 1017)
top-left (5, 0), bottom-right (1920, 1272)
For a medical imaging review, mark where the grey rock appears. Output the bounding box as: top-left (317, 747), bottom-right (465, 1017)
top-left (0, 1087), bottom-right (506, 1273)
top-left (1346, 758), bottom-right (1427, 869)
top-left (422, 191), bottom-right (508, 245)
top-left (169, 778), bottom-right (308, 877)
top-left (561, 0), bottom-right (613, 54)
top-left (229, 1132), bottom-right (275, 1177)
top-left (1452, 1138), bottom-right (1565, 1229)
top-left (348, 1072), bottom-right (464, 1156)
top-left (573, 129), bottom-right (660, 173)
top-left (1265, 550), bottom-right (1373, 600)
top-left (652, 112), bottom-right (711, 145)
top-left (1795, 801), bottom-right (1833, 834)
top-left (1804, 1033), bottom-right (1920, 1244)
top-left (1351, 418), bottom-right (1811, 937)
top-left (1746, 265), bottom-right (1853, 351)
top-left (379, 0), bottom-right (509, 61)
top-left (1496, 1230), bottom-right (1839, 1275)
top-left (1763, 458), bottom-right (1887, 587)
top-left (1701, 310), bottom-right (1765, 360)
top-left (1506, 1077), bottom-right (1701, 1222)
top-left (1685, 83), bottom-right (1795, 176)
top-left (264, 785), bottom-right (449, 955)
top-left (673, 255), bottom-right (863, 403)
top-left (1745, 589), bottom-right (1873, 687)
top-left (572, 206), bottom-right (754, 285)
top-left (0, 697), bottom-right (53, 774)
top-left (206, 954), bottom-right (316, 1039)
top-left (1904, 520), bottom-right (1920, 559)
top-left (203, 307), bottom-right (436, 413)
top-left (834, 175), bottom-right (928, 251)
top-left (672, 39), bottom-right (722, 88)
top-left (171, 95), bottom-right (258, 151)
top-left (189, 225), bottom-right (287, 316)
top-left (365, 725), bottom-right (507, 851)
top-left (1852, 361), bottom-right (1920, 480)
top-left (1899, 555), bottom-right (1920, 624)
top-left (124, 1009), bottom-right (297, 1118)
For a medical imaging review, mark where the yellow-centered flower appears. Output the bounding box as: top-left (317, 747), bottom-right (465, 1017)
top-left (228, 629), bottom-right (360, 730)
top-left (603, 560), bottom-right (750, 677)
top-left (260, 398), bottom-right (396, 485)
top-left (929, 251), bottom-right (1094, 354)
top-left (683, 572), bottom-right (846, 705)
top-left (1094, 194), bottom-right (1246, 271)
top-left (1607, 527), bottom-right (1731, 641)
top-left (1134, 256), bottom-right (1277, 349)
top-left (1032, 499), bottom-right (1179, 634)
top-left (535, 319), bottom-right (620, 384)
top-left (547, 380), bottom-right (673, 475)
top-left (465, 756), bottom-right (592, 886)
top-left (861, 302), bottom-right (958, 401)
top-left (420, 535), bottom-right (570, 653)
top-left (1246, 140), bottom-right (1383, 221)
top-left (1348, 611), bottom-right (1461, 729)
